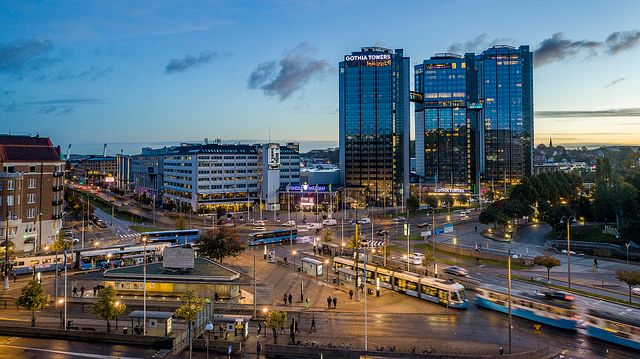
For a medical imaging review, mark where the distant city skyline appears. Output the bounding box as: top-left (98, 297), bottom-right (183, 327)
top-left (2, 1), bottom-right (640, 148)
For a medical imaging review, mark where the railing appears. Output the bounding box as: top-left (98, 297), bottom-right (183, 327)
top-left (0, 172), bottom-right (23, 179)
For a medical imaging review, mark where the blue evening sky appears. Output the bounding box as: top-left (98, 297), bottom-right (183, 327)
top-left (2, 0), bottom-right (640, 153)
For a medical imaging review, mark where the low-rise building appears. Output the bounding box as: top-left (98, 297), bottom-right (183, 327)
top-left (73, 156), bottom-right (117, 185)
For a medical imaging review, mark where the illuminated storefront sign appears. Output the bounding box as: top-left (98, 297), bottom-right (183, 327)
top-left (287, 184), bottom-right (327, 192)
top-left (300, 197), bottom-right (315, 206)
top-left (410, 91), bottom-right (424, 103)
top-left (344, 53), bottom-right (392, 67)
top-left (433, 187), bottom-right (466, 194)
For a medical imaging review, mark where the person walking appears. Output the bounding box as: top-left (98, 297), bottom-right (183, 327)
top-left (294, 318), bottom-right (299, 333)
top-left (280, 321), bottom-right (285, 333)
top-left (256, 341), bottom-right (262, 357)
top-left (283, 294), bottom-right (288, 306)
top-left (332, 296), bottom-right (337, 309)
top-left (310, 315), bottom-right (316, 332)
top-left (257, 321), bottom-right (262, 336)
top-left (593, 258), bottom-right (598, 268)
top-left (80, 286), bottom-right (85, 297)
top-left (288, 293), bottom-right (293, 305)
top-left (326, 295), bottom-right (332, 309)
top-left (305, 297), bottom-right (311, 310)
top-left (72, 286), bottom-right (78, 298)
top-left (349, 290), bottom-right (353, 300)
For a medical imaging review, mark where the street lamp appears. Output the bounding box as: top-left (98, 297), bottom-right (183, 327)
top-left (141, 235), bottom-right (148, 336)
top-left (324, 259), bottom-right (329, 281)
top-left (507, 249), bottom-right (513, 354)
top-left (115, 301), bottom-right (120, 331)
top-left (559, 215), bottom-right (577, 289)
top-left (205, 321), bottom-right (214, 359)
top-left (57, 298), bottom-right (64, 328)
top-left (292, 250), bottom-right (297, 270)
top-left (625, 242), bottom-right (631, 265)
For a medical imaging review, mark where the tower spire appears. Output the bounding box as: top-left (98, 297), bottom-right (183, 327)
top-left (549, 137), bottom-right (553, 148)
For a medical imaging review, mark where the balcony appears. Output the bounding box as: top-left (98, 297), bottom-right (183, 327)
top-left (52, 199), bottom-right (63, 206)
top-left (53, 171), bottom-right (64, 178)
top-left (52, 185), bottom-right (64, 192)
top-left (52, 213), bottom-right (63, 220)
top-left (0, 172), bottom-right (23, 179)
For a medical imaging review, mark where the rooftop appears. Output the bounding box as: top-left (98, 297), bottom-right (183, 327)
top-left (104, 257), bottom-right (240, 282)
top-left (0, 134), bottom-right (62, 162)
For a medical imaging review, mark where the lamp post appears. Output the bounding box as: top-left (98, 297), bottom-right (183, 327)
top-left (507, 248), bottom-right (512, 354)
top-left (292, 250), bottom-right (297, 271)
top-left (205, 321), bottom-right (214, 359)
top-left (142, 235), bottom-right (148, 335)
top-left (625, 242), bottom-right (631, 265)
top-left (115, 301), bottom-right (120, 331)
top-left (559, 215), bottom-right (576, 289)
top-left (324, 259), bottom-right (329, 281)
top-left (58, 298), bottom-right (64, 328)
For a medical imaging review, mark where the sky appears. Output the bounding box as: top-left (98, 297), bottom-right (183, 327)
top-left (1, 0), bottom-right (640, 154)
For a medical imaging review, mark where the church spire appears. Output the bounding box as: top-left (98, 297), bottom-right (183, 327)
top-left (549, 137), bottom-right (553, 148)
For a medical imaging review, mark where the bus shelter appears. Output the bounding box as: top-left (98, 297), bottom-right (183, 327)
top-left (301, 257), bottom-right (323, 277)
top-left (337, 267), bottom-right (357, 288)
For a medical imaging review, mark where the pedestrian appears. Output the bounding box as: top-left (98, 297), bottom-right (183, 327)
top-left (72, 286), bottom-right (78, 297)
top-left (327, 295), bottom-right (332, 309)
top-left (594, 258), bottom-right (598, 268)
top-left (283, 293), bottom-right (288, 306)
top-left (80, 286), bottom-right (85, 297)
top-left (280, 322), bottom-right (285, 333)
top-left (290, 321), bottom-right (294, 334)
top-left (305, 297), bottom-right (311, 310)
top-left (256, 341), bottom-right (262, 357)
top-left (332, 296), bottom-right (337, 309)
top-left (284, 256), bottom-right (288, 266)
top-left (498, 346), bottom-right (504, 355)
top-left (313, 246), bottom-right (317, 255)
top-left (12, 272), bottom-right (16, 283)
top-left (288, 293), bottom-right (293, 305)
top-left (475, 226), bottom-right (478, 233)
top-left (349, 290), bottom-right (353, 300)
top-left (214, 291), bottom-right (219, 302)
top-left (310, 315), bottom-right (316, 332)
top-left (294, 319), bottom-right (299, 333)
top-left (257, 321), bottom-right (262, 336)
top-left (93, 286), bottom-right (97, 296)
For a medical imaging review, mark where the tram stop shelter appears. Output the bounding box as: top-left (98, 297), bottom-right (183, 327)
top-left (337, 267), bottom-right (357, 288)
top-left (128, 310), bottom-right (173, 337)
top-left (301, 257), bottom-right (323, 277)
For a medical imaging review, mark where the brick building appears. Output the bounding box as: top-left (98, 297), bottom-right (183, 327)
top-left (0, 135), bottom-right (65, 254)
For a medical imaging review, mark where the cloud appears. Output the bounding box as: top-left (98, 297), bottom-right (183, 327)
top-left (164, 51), bottom-right (217, 74)
top-left (0, 39), bottom-right (56, 74)
top-left (534, 29), bottom-right (640, 67)
top-left (248, 43), bottom-right (331, 100)
top-left (533, 33), bottom-right (602, 67)
top-left (52, 66), bottom-right (114, 81)
top-left (447, 34), bottom-right (515, 54)
top-left (605, 30), bottom-right (640, 54)
top-left (4, 97), bottom-right (105, 115)
top-left (603, 77), bottom-right (626, 88)
top-left (535, 107), bottom-right (640, 118)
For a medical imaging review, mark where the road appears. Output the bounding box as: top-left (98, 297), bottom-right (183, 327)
top-left (0, 335), bottom-right (163, 358)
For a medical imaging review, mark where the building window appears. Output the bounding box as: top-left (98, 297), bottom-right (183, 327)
top-left (27, 193), bottom-right (36, 204)
top-left (28, 178), bottom-right (36, 189)
top-left (6, 195), bottom-right (14, 206)
top-left (27, 208), bottom-right (36, 219)
top-left (7, 180), bottom-right (14, 190)
top-left (29, 165), bottom-right (36, 173)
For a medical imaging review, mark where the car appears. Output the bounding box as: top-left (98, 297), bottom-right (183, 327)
top-left (632, 286), bottom-right (640, 296)
top-left (376, 229), bottom-right (389, 236)
top-left (393, 216), bottom-right (406, 223)
top-left (358, 218), bottom-right (371, 225)
top-left (541, 291), bottom-right (574, 302)
top-left (443, 266), bottom-right (469, 277)
top-left (416, 222), bottom-right (430, 228)
top-left (282, 220), bottom-right (296, 227)
top-left (307, 223), bottom-right (323, 230)
top-left (561, 249), bottom-right (577, 255)
top-left (322, 219), bottom-right (337, 226)
top-left (95, 219), bottom-right (107, 228)
top-left (253, 220), bottom-right (266, 227)
top-left (407, 253), bottom-right (424, 265)
top-left (419, 205), bottom-right (432, 210)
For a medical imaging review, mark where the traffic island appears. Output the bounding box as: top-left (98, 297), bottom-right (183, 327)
top-left (481, 228), bottom-right (513, 242)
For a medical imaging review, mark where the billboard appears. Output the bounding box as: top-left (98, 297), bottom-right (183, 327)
top-left (344, 53), bottom-right (392, 67)
top-left (300, 197), bottom-right (315, 207)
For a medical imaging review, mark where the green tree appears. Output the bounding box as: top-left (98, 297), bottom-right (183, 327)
top-left (441, 194), bottom-right (454, 207)
top-left (423, 248), bottom-right (435, 274)
top-left (16, 279), bottom-right (49, 327)
top-left (176, 290), bottom-right (205, 358)
top-left (91, 286), bottom-right (126, 332)
top-left (175, 216), bottom-right (188, 230)
top-left (616, 269), bottom-right (640, 303)
top-left (406, 196), bottom-right (419, 212)
top-left (533, 255), bottom-right (562, 281)
top-left (264, 310), bottom-right (287, 344)
top-left (320, 228), bottom-right (333, 243)
top-left (197, 227), bottom-right (246, 263)
top-left (423, 195), bottom-right (438, 209)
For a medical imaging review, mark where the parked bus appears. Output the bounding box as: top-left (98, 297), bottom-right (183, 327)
top-left (248, 229), bottom-right (298, 246)
top-left (142, 229), bottom-right (200, 245)
top-left (332, 256), bottom-right (468, 309)
top-left (77, 243), bottom-right (170, 270)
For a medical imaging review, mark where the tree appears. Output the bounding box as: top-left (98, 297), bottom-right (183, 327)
top-left (16, 279), bottom-right (49, 327)
top-left (423, 195), bottom-right (438, 209)
top-left (320, 228), bottom-right (333, 243)
top-left (264, 310), bottom-right (287, 344)
top-left (176, 290), bottom-right (205, 359)
top-left (406, 196), bottom-right (419, 212)
top-left (616, 269), bottom-right (640, 303)
top-left (91, 286), bottom-right (126, 332)
top-left (533, 255), bottom-right (561, 281)
top-left (175, 216), bottom-right (188, 230)
top-left (441, 194), bottom-right (454, 207)
top-left (423, 248), bottom-right (435, 274)
top-left (197, 227), bottom-right (246, 263)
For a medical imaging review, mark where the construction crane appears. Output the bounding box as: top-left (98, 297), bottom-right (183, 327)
top-left (102, 143), bottom-right (107, 157)
top-left (65, 144), bottom-right (72, 160)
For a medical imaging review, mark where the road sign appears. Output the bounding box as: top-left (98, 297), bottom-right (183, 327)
top-left (533, 324), bottom-right (541, 334)
top-left (434, 228), bottom-right (444, 234)
top-left (421, 231), bottom-right (432, 237)
top-left (403, 223), bottom-right (410, 236)
top-left (444, 224), bottom-right (454, 233)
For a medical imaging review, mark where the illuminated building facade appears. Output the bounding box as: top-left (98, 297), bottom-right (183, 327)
top-left (339, 47), bottom-right (410, 207)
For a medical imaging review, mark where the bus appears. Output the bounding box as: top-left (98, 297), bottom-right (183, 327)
top-left (332, 256), bottom-right (468, 309)
top-left (248, 229), bottom-right (298, 246)
top-left (77, 243), bottom-right (170, 270)
top-left (142, 229), bottom-right (200, 245)
top-left (475, 285), bottom-right (580, 330)
top-left (5, 253), bottom-right (76, 275)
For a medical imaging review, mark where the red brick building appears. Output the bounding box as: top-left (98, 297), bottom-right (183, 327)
top-left (0, 135), bottom-right (65, 254)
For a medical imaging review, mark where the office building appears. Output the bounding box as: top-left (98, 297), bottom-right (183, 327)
top-left (162, 143), bottom-right (299, 212)
top-left (0, 135), bottom-right (65, 254)
top-left (116, 154), bottom-right (132, 192)
top-left (414, 53), bottom-right (480, 194)
top-left (73, 156), bottom-right (117, 185)
top-left (339, 47), bottom-right (410, 207)
top-left (477, 45), bottom-right (533, 190)
top-left (131, 147), bottom-right (173, 198)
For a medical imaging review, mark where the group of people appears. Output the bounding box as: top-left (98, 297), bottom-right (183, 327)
top-left (282, 293), bottom-right (293, 305)
top-left (326, 295), bottom-right (337, 309)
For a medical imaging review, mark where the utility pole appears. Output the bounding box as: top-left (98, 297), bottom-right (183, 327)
top-left (508, 249), bottom-right (512, 354)
top-left (253, 255), bottom-right (257, 318)
top-left (354, 223), bottom-right (360, 302)
top-left (152, 193), bottom-right (156, 226)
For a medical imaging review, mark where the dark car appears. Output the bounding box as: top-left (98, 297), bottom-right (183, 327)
top-left (416, 222), bottom-right (430, 228)
top-left (95, 219), bottom-right (107, 228)
top-left (376, 229), bottom-right (389, 236)
top-left (443, 266), bottom-right (469, 277)
top-left (542, 291), bottom-right (574, 302)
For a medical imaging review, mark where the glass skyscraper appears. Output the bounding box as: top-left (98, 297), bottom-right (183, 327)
top-left (339, 47), bottom-right (410, 206)
top-left (414, 53), bottom-right (480, 192)
top-left (414, 45), bottom-right (533, 195)
top-left (478, 45), bottom-right (533, 189)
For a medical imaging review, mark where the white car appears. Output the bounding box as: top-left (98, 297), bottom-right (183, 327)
top-left (282, 220), bottom-right (296, 227)
top-left (307, 223), bottom-right (323, 230)
top-left (322, 219), bottom-right (337, 226)
top-left (632, 286), bottom-right (640, 296)
top-left (443, 266), bottom-right (469, 276)
top-left (358, 218), bottom-right (371, 225)
top-left (393, 217), bottom-right (406, 223)
top-left (407, 253), bottom-right (424, 265)
top-left (252, 220), bottom-right (266, 227)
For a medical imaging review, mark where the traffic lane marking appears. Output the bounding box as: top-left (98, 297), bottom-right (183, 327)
top-left (0, 343), bottom-right (144, 359)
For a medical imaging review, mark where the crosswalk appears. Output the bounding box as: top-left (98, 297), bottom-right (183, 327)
top-left (118, 233), bottom-right (140, 239)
